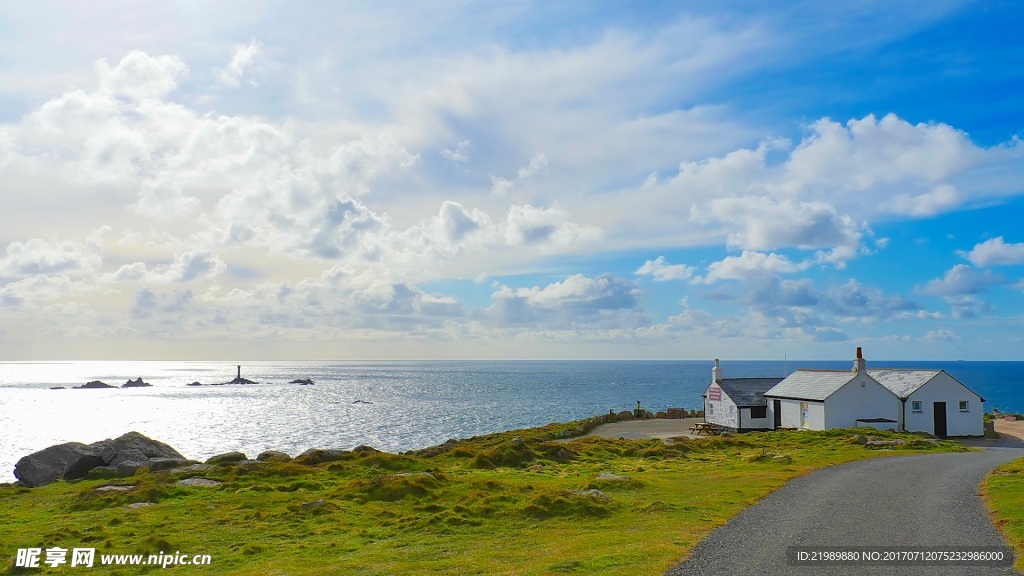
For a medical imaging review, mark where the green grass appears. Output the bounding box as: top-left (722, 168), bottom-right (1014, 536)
top-left (0, 420), bottom-right (967, 575)
top-left (983, 456), bottom-right (1024, 572)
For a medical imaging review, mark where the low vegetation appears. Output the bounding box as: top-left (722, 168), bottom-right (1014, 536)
top-left (983, 456), bottom-right (1024, 572)
top-left (1, 420), bottom-right (967, 575)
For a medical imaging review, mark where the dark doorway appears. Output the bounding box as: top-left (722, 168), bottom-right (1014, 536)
top-left (773, 400), bottom-right (782, 428)
top-left (933, 402), bottom-right (947, 437)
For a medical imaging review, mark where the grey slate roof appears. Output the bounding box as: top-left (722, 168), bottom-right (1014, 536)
top-left (867, 369), bottom-right (940, 398)
top-left (714, 378), bottom-right (785, 407)
top-left (763, 370), bottom-right (856, 401)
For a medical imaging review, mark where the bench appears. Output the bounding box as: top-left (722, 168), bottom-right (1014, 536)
top-left (666, 408), bottom-right (688, 419)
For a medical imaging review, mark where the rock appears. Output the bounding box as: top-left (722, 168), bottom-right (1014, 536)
top-left (170, 464), bottom-right (213, 474)
top-left (595, 472), bottom-right (631, 482)
top-left (294, 448), bottom-right (350, 465)
top-left (616, 411), bottom-right (635, 420)
top-left (17, 432), bottom-right (194, 487)
top-left (850, 434), bottom-right (868, 445)
top-left (125, 502), bottom-right (156, 509)
top-left (75, 380), bottom-right (115, 389)
top-left (177, 478), bottom-right (222, 487)
top-left (50, 386), bottom-right (65, 390)
top-left (224, 377), bottom-right (257, 385)
top-left (94, 485), bottom-right (134, 492)
top-left (300, 499), bottom-right (326, 510)
top-left (567, 489), bottom-right (612, 502)
top-left (122, 378), bottom-right (152, 388)
top-left (186, 382), bottom-right (203, 386)
top-left (352, 445), bottom-right (381, 454)
top-left (93, 432), bottom-right (186, 464)
top-left (205, 451), bottom-right (248, 465)
top-left (146, 458), bottom-right (194, 472)
top-left (291, 378), bottom-right (315, 385)
top-left (14, 442), bottom-right (105, 487)
top-left (256, 450), bottom-right (292, 462)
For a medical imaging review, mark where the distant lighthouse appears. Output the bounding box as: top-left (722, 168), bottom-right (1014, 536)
top-left (237, 365), bottom-right (241, 379)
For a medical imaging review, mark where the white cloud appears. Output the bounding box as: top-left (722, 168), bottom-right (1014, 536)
top-left (697, 251), bottom-right (803, 283)
top-left (517, 152), bottom-right (548, 179)
top-left (0, 233), bottom-right (105, 278)
top-left (486, 273), bottom-right (644, 329)
top-left (218, 38), bottom-right (263, 88)
top-left (96, 50), bottom-right (188, 100)
top-left (504, 204), bottom-right (600, 248)
top-left (102, 250), bottom-right (226, 284)
top-left (925, 328), bottom-right (959, 342)
top-left (635, 256), bottom-right (695, 282)
top-left (963, 237), bottom-right (1024, 267)
top-left (440, 140), bottom-right (472, 162)
top-left (490, 176), bottom-right (514, 195)
top-left (921, 264), bottom-right (1004, 297)
top-left (886, 184), bottom-right (960, 217)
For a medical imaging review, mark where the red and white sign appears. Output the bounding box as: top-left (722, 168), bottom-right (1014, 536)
top-left (708, 386), bottom-right (721, 401)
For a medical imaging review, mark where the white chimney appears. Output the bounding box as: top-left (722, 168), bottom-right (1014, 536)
top-left (853, 347), bottom-right (866, 373)
top-left (713, 358), bottom-right (723, 383)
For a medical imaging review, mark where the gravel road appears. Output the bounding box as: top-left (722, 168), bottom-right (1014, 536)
top-left (666, 447), bottom-right (1024, 576)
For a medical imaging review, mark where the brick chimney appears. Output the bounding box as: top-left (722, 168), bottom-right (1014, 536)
top-left (713, 358), bottom-right (723, 383)
top-left (853, 347), bottom-right (866, 373)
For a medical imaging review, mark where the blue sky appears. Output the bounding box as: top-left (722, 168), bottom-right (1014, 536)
top-left (0, 1), bottom-right (1022, 360)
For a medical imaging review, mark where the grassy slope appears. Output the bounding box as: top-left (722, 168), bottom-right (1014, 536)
top-left (1, 420), bottom-right (967, 576)
top-left (983, 456), bottom-right (1024, 572)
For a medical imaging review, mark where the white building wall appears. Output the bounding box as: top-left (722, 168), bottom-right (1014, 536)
top-left (703, 384), bottom-right (739, 429)
top-left (772, 398), bottom-right (825, 430)
top-left (823, 374), bottom-right (901, 430)
top-left (904, 373), bottom-right (984, 436)
top-left (740, 408), bottom-right (771, 430)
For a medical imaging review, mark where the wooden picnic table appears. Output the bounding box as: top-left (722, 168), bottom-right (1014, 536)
top-left (689, 422), bottom-right (718, 435)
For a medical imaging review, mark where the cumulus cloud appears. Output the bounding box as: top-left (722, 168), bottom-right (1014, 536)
top-left (925, 328), bottom-right (959, 342)
top-left (963, 237), bottom-right (1024, 267)
top-left (96, 50), bottom-right (188, 100)
top-left (486, 274), bottom-right (643, 328)
top-left (218, 38), bottom-right (263, 87)
top-left (102, 250), bottom-right (227, 284)
top-left (635, 256), bottom-right (695, 281)
top-left (697, 251), bottom-right (804, 283)
top-left (921, 264), bottom-right (1004, 296)
top-left (0, 232), bottom-right (105, 278)
top-left (504, 204), bottom-right (600, 248)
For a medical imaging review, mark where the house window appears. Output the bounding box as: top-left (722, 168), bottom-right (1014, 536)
top-left (750, 406), bottom-right (767, 419)
top-left (959, 401), bottom-right (969, 412)
top-left (911, 401), bottom-right (922, 413)
top-left (708, 404), bottom-right (714, 415)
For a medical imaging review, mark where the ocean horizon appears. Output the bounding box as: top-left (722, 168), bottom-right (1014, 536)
top-left (2, 359), bottom-right (1022, 483)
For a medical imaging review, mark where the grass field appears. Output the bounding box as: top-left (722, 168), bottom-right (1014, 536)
top-left (983, 456), bottom-right (1024, 573)
top-left (1, 419), bottom-right (969, 575)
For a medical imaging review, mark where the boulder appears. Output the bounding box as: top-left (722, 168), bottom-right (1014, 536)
top-left (616, 411), bottom-right (635, 420)
top-left (122, 378), bottom-right (152, 388)
top-left (186, 382), bottom-right (203, 386)
top-left (14, 442), bottom-right (105, 487)
top-left (205, 451), bottom-right (248, 465)
top-left (177, 478), bottom-right (222, 488)
top-left (15, 432), bottom-right (191, 487)
top-left (294, 448), bottom-right (351, 465)
top-left (256, 450), bottom-right (292, 462)
top-left (291, 378), bottom-right (315, 385)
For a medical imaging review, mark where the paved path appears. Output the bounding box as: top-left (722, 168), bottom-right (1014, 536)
top-left (666, 447), bottom-right (1024, 576)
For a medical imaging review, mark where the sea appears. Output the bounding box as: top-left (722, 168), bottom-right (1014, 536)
top-left (1, 360), bottom-right (1022, 483)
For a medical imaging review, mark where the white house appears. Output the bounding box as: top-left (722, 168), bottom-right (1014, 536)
top-left (869, 369), bottom-right (985, 437)
top-left (763, 349), bottom-right (901, 431)
top-left (755, 348), bottom-right (984, 437)
top-left (703, 359), bottom-right (783, 431)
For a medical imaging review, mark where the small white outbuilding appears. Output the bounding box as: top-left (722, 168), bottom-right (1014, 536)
top-left (703, 360), bottom-right (783, 432)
